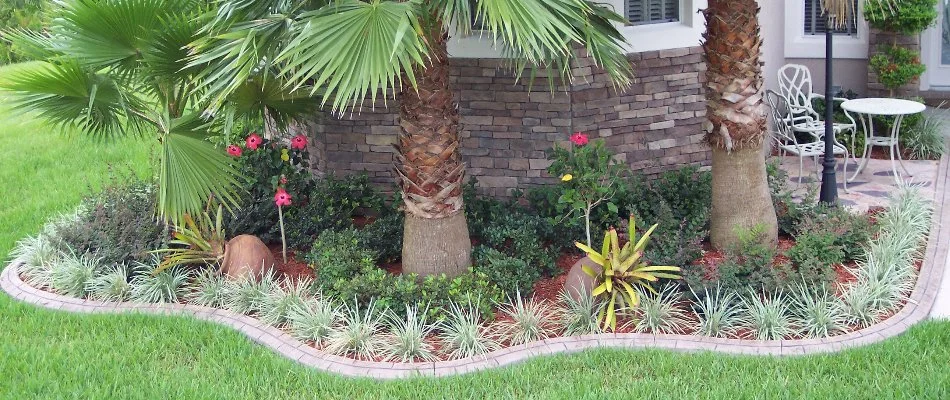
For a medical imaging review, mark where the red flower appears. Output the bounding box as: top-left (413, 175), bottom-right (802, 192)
top-left (226, 145), bottom-right (242, 157)
top-left (246, 133), bottom-right (263, 150)
top-left (569, 132), bottom-right (589, 146)
top-left (274, 188), bottom-right (292, 207)
top-left (291, 134), bottom-right (308, 150)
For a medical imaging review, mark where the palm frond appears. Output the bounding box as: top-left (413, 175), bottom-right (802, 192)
top-left (1, 28), bottom-right (61, 60)
top-left (0, 61), bottom-right (148, 138)
top-left (822, 0), bottom-right (895, 28)
top-left (158, 114), bottom-right (245, 223)
top-left (277, 0), bottom-right (429, 113)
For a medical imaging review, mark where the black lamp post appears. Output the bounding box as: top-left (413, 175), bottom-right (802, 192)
top-left (819, 16), bottom-right (838, 206)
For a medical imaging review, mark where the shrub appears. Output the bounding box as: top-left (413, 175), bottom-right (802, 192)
top-left (495, 293), bottom-right (559, 345)
top-left (472, 246), bottom-right (540, 298)
top-left (0, 0), bottom-right (46, 64)
top-left (767, 161), bottom-right (821, 236)
top-left (780, 230), bottom-right (842, 289)
top-left (438, 300), bottom-right (500, 359)
top-left (870, 46), bottom-right (927, 92)
top-left (357, 212), bottom-right (404, 263)
top-left (865, 0), bottom-right (938, 35)
top-left (306, 229), bottom-right (377, 291)
top-left (283, 174), bottom-right (385, 250)
top-left (481, 213), bottom-right (559, 276)
top-left (381, 304), bottom-right (438, 362)
top-left (683, 225), bottom-right (779, 295)
top-left (523, 185), bottom-right (586, 250)
top-left (55, 179), bottom-right (168, 266)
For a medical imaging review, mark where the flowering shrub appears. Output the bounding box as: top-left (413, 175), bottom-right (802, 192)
top-left (546, 132), bottom-right (625, 246)
top-left (224, 132), bottom-right (313, 242)
top-left (870, 46), bottom-right (926, 92)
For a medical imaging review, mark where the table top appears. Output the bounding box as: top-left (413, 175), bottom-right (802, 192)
top-left (841, 98), bottom-right (926, 116)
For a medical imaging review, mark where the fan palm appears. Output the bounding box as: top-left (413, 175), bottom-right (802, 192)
top-left (192, 0), bottom-right (635, 276)
top-left (701, 0), bottom-right (894, 248)
top-left (0, 0), bottom-right (318, 223)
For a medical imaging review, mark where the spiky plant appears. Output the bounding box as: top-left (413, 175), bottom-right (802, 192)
top-left (741, 291), bottom-right (794, 340)
top-left (691, 285), bottom-right (744, 338)
top-left (49, 251), bottom-right (100, 298)
top-left (495, 292), bottom-right (558, 345)
top-left (129, 264), bottom-right (191, 303)
top-left (838, 281), bottom-right (887, 328)
top-left (223, 270), bottom-right (278, 315)
top-left (325, 300), bottom-right (385, 360)
top-left (287, 296), bottom-right (339, 345)
top-left (87, 264), bottom-right (135, 302)
top-left (790, 284), bottom-right (846, 339)
top-left (439, 300), bottom-right (500, 360)
top-left (188, 269), bottom-right (229, 308)
top-left (259, 278), bottom-right (311, 327)
top-left (557, 289), bottom-right (602, 336)
top-left (11, 234), bottom-right (60, 288)
top-left (631, 285), bottom-right (692, 334)
top-left (381, 304), bottom-right (438, 363)
top-left (903, 110), bottom-right (947, 160)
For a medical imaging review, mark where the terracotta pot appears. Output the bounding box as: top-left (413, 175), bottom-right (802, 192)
top-left (563, 256), bottom-right (603, 302)
top-left (220, 235), bottom-right (275, 281)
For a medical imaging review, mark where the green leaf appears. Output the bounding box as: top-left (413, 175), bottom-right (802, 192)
top-left (607, 202), bottom-right (618, 214)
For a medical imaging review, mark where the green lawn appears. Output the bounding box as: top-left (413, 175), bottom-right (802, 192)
top-left (1, 62), bottom-right (949, 399)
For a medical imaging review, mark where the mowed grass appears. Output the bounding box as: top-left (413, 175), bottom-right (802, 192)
top-left (1, 62), bottom-right (949, 399)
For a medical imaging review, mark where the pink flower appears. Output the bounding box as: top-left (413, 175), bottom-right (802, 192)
top-left (570, 132), bottom-right (589, 146)
top-left (291, 134), bottom-right (308, 150)
top-left (226, 145), bottom-right (242, 157)
top-left (246, 133), bottom-right (263, 150)
top-left (274, 188), bottom-right (292, 207)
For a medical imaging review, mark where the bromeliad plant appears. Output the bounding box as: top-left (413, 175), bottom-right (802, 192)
top-left (548, 132), bottom-right (626, 247)
top-left (575, 215), bottom-right (682, 331)
top-left (152, 203), bottom-right (226, 274)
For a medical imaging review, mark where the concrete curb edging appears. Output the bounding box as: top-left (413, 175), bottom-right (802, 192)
top-left (3, 155), bottom-right (948, 380)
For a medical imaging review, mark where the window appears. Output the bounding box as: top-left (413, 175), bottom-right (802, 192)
top-left (628, 0), bottom-right (680, 26)
top-left (804, 0), bottom-right (859, 36)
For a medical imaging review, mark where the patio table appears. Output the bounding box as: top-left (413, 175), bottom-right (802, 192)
top-left (841, 98), bottom-right (926, 184)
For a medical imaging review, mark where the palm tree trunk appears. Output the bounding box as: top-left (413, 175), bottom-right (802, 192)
top-left (702, 0), bottom-right (778, 248)
top-left (396, 30), bottom-right (471, 276)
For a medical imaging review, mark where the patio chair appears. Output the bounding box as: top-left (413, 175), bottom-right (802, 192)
top-left (766, 89), bottom-right (849, 192)
top-left (776, 64), bottom-right (857, 146)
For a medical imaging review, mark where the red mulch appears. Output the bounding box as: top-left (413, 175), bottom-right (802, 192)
top-left (267, 244), bottom-right (314, 281)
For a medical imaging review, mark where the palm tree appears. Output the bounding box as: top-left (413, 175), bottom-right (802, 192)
top-left (193, 0), bottom-right (635, 276)
top-left (0, 0), bottom-right (316, 224)
top-left (701, 0), bottom-right (894, 248)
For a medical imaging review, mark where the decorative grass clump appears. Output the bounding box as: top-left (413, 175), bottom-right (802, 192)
top-left (496, 292), bottom-right (558, 345)
top-left (10, 234), bottom-right (60, 288)
top-left (49, 251), bottom-right (100, 298)
top-left (287, 296), bottom-right (339, 345)
top-left (631, 285), bottom-right (692, 334)
top-left (557, 289), bottom-right (602, 336)
top-left (259, 278), bottom-right (311, 327)
top-left (790, 284), bottom-right (846, 338)
top-left (188, 269), bottom-right (229, 308)
top-left (325, 300), bottom-right (385, 360)
top-left (439, 300), bottom-right (500, 360)
top-left (691, 285), bottom-right (743, 338)
top-left (741, 291), bottom-right (793, 341)
top-left (129, 263), bottom-right (191, 303)
top-left (87, 264), bottom-right (135, 302)
top-left (381, 304), bottom-right (437, 363)
top-left (223, 270), bottom-right (278, 315)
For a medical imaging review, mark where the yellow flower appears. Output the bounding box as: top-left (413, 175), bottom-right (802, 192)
top-left (561, 174), bottom-right (573, 182)
top-left (281, 149), bottom-right (290, 162)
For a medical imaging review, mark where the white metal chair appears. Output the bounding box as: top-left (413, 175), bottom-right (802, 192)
top-left (766, 89), bottom-right (849, 192)
top-left (777, 64), bottom-right (857, 146)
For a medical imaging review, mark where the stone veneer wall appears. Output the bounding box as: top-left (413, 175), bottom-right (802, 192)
top-left (867, 28), bottom-right (922, 98)
top-left (309, 46), bottom-right (710, 197)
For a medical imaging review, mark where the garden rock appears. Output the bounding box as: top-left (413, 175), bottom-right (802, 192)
top-left (221, 235), bottom-right (275, 280)
top-left (564, 256), bottom-right (602, 301)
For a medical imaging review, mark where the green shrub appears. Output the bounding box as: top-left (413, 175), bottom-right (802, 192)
top-left (0, 0), bottom-right (46, 64)
top-left (481, 213), bottom-right (559, 276)
top-left (767, 160), bottom-right (821, 236)
top-left (472, 246), bottom-right (541, 297)
top-left (684, 225), bottom-right (778, 295)
top-left (870, 46), bottom-right (927, 92)
top-left (356, 212), bottom-right (404, 263)
top-left (865, 0), bottom-right (938, 35)
top-left (284, 174), bottom-right (385, 249)
top-left (799, 207), bottom-right (875, 262)
top-left (305, 229), bottom-right (377, 291)
top-left (55, 178), bottom-right (168, 266)
top-left (780, 231), bottom-right (843, 289)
